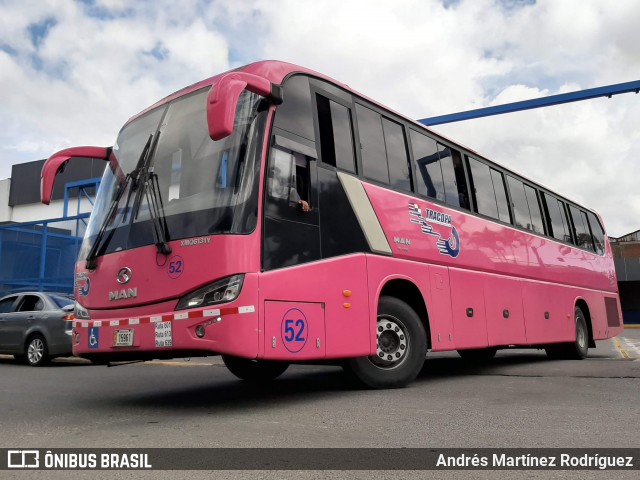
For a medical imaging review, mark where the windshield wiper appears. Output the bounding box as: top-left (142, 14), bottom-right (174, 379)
top-left (143, 168), bottom-right (172, 255)
top-left (85, 134), bottom-right (154, 270)
top-left (128, 131), bottom-right (172, 256)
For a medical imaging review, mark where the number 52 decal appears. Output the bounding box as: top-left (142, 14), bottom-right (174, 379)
top-left (281, 308), bottom-right (308, 353)
top-left (167, 255), bottom-right (184, 279)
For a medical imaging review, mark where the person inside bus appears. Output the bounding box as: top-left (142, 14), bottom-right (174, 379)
top-left (270, 152), bottom-right (310, 212)
top-left (289, 187), bottom-right (311, 212)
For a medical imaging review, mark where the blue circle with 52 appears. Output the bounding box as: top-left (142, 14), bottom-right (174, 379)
top-left (281, 308), bottom-right (308, 353)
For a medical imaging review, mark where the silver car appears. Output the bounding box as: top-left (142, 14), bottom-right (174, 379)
top-left (0, 292), bottom-right (75, 366)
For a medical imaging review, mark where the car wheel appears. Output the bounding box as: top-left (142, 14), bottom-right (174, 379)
top-left (346, 296), bottom-right (427, 389)
top-left (222, 356), bottom-right (289, 382)
top-left (26, 334), bottom-right (50, 366)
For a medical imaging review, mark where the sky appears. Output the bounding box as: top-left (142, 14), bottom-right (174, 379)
top-left (0, 0), bottom-right (639, 237)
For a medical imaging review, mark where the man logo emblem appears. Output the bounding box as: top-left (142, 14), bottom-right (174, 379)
top-left (116, 267), bottom-right (132, 284)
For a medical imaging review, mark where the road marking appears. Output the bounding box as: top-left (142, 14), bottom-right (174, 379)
top-left (612, 338), bottom-right (631, 359)
top-left (618, 337), bottom-right (640, 360)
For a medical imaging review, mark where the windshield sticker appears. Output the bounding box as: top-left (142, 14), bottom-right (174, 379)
top-left (75, 272), bottom-right (91, 296)
top-left (408, 202), bottom-right (461, 258)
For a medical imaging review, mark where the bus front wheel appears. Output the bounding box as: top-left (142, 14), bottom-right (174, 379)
top-left (457, 347), bottom-right (497, 361)
top-left (222, 355), bottom-right (289, 382)
top-left (545, 306), bottom-right (589, 360)
top-left (346, 296), bottom-right (427, 389)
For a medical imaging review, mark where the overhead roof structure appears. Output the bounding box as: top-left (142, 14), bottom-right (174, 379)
top-left (419, 80), bottom-right (640, 126)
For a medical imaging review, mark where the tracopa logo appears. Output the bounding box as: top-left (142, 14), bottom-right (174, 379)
top-left (8, 450), bottom-right (39, 468)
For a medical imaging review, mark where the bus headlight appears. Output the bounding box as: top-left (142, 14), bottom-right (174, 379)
top-left (75, 302), bottom-right (90, 319)
top-left (176, 274), bottom-right (244, 310)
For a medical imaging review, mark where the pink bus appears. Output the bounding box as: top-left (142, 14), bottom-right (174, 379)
top-left (41, 61), bottom-right (623, 388)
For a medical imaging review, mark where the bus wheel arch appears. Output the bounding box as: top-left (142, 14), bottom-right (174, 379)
top-left (345, 280), bottom-right (429, 389)
top-left (575, 298), bottom-right (595, 348)
top-left (378, 279), bottom-right (431, 350)
top-left (545, 300), bottom-right (591, 360)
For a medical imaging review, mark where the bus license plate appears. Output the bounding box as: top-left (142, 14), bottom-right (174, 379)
top-left (113, 329), bottom-right (134, 347)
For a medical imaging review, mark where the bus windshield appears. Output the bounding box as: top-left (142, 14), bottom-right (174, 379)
top-left (79, 89), bottom-right (265, 261)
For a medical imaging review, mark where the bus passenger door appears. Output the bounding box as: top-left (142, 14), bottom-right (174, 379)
top-left (263, 135), bottom-right (320, 271)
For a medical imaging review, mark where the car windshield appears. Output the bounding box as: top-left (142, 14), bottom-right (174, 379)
top-left (50, 295), bottom-right (74, 309)
top-left (79, 88), bottom-right (266, 260)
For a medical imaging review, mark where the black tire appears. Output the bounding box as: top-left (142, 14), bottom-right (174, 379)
top-left (26, 334), bottom-right (50, 367)
top-left (346, 296), bottom-right (427, 389)
top-left (222, 356), bottom-right (289, 382)
top-left (545, 306), bottom-right (589, 360)
top-left (544, 345), bottom-right (564, 360)
top-left (457, 347), bottom-right (497, 361)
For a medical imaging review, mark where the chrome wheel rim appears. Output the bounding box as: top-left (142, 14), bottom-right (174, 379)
top-left (28, 338), bottom-right (44, 365)
top-left (370, 315), bottom-right (408, 369)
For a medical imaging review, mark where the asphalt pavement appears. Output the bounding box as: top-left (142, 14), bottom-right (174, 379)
top-left (1, 328), bottom-right (639, 479)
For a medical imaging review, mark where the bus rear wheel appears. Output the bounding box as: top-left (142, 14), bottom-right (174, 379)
top-left (222, 356), bottom-right (289, 382)
top-left (545, 306), bottom-right (589, 360)
top-left (346, 296), bottom-right (427, 389)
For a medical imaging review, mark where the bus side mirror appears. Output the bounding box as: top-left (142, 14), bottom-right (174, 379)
top-left (207, 72), bottom-right (282, 141)
top-left (41, 146), bottom-right (111, 205)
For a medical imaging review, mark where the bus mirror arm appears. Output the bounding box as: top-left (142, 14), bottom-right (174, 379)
top-left (41, 146), bottom-right (112, 205)
top-left (207, 72), bottom-right (282, 141)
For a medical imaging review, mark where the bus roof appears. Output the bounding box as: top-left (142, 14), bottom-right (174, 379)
top-left (124, 60), bottom-right (600, 220)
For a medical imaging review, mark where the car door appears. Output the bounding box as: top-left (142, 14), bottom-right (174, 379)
top-left (4, 294), bottom-right (46, 352)
top-left (0, 295), bottom-right (20, 352)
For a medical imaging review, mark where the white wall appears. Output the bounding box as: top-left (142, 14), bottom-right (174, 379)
top-left (0, 178), bottom-right (12, 222)
top-left (3, 189), bottom-right (94, 224)
top-left (10, 200), bottom-right (65, 223)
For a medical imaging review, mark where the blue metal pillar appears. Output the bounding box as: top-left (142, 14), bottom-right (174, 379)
top-left (38, 223), bottom-right (48, 292)
top-left (419, 80), bottom-right (640, 126)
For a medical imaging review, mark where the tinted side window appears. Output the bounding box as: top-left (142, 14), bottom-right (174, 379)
top-left (569, 205), bottom-right (595, 252)
top-left (469, 157), bottom-right (499, 219)
top-left (355, 104), bottom-right (389, 184)
top-left (382, 118), bottom-right (411, 191)
top-left (586, 211), bottom-right (606, 255)
top-left (0, 297), bottom-right (17, 313)
top-left (524, 185), bottom-right (545, 234)
top-left (316, 95), bottom-right (356, 172)
top-left (410, 130), bottom-right (443, 201)
top-left (580, 210), bottom-right (595, 252)
top-left (273, 75), bottom-right (315, 141)
top-left (507, 176), bottom-right (531, 230)
top-left (18, 295), bottom-right (44, 312)
top-left (543, 193), bottom-right (571, 243)
top-left (491, 169), bottom-right (511, 223)
top-left (438, 146), bottom-right (469, 209)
